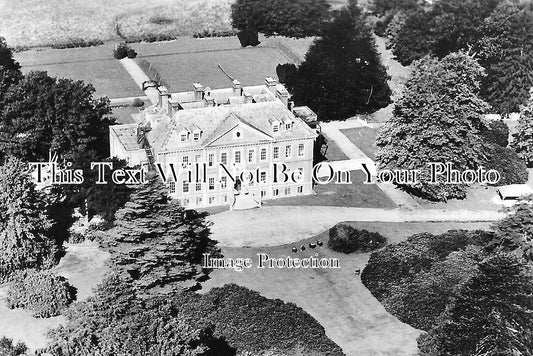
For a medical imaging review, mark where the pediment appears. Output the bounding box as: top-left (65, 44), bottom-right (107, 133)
top-left (204, 114), bottom-right (273, 147)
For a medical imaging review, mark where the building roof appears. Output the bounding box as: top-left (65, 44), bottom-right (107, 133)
top-left (147, 100), bottom-right (317, 153)
top-left (110, 124), bottom-right (141, 151)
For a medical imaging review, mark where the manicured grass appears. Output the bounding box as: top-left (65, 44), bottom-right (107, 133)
top-left (202, 220), bottom-right (489, 355)
top-left (340, 127), bottom-right (378, 160)
top-left (136, 43), bottom-right (292, 91)
top-left (269, 171), bottom-right (397, 209)
top-left (324, 135), bottom-right (350, 161)
top-left (0, 0), bottom-right (232, 49)
top-left (15, 44), bottom-right (142, 98)
top-left (415, 185), bottom-right (504, 212)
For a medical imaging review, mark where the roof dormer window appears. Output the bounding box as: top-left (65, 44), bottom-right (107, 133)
top-left (180, 133), bottom-right (187, 142)
top-left (272, 124), bottom-right (279, 133)
top-left (285, 123), bottom-right (292, 130)
top-left (193, 132), bottom-right (201, 141)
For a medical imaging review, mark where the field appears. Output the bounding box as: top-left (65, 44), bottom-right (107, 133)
top-left (0, 0), bottom-right (233, 49)
top-left (201, 220), bottom-right (491, 355)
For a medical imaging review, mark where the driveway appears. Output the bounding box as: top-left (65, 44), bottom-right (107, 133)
top-left (208, 206), bottom-right (504, 247)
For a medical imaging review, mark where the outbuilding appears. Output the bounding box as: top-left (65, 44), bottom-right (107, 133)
top-left (497, 184), bottom-right (533, 201)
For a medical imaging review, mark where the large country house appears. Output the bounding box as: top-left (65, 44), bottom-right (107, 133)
top-left (109, 78), bottom-right (318, 209)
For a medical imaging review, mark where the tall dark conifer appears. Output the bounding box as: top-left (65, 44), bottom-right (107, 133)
top-left (286, 0), bottom-right (391, 121)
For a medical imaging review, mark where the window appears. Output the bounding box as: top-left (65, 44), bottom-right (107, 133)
top-left (285, 145), bottom-right (291, 158)
top-left (261, 190), bottom-right (267, 198)
top-left (209, 177), bottom-right (215, 190)
top-left (182, 155), bottom-right (189, 165)
top-left (285, 123), bottom-right (291, 130)
top-left (209, 196), bottom-right (215, 204)
top-left (168, 181), bottom-right (176, 193)
top-left (260, 148), bottom-right (267, 161)
top-left (272, 124), bottom-right (279, 133)
top-left (297, 186), bottom-right (303, 193)
top-left (221, 176), bottom-right (227, 189)
top-left (260, 171), bottom-right (267, 184)
top-left (208, 153), bottom-right (214, 167)
top-left (248, 149), bottom-right (255, 163)
top-left (295, 167), bottom-right (304, 182)
top-left (196, 197), bottom-right (202, 205)
top-left (298, 143), bottom-right (305, 157)
top-left (195, 154), bottom-right (201, 162)
top-left (183, 181), bottom-right (189, 193)
top-left (284, 187), bottom-right (291, 195)
top-left (180, 133), bottom-right (187, 142)
top-left (234, 151), bottom-right (241, 164)
top-left (196, 182), bottom-right (202, 191)
top-left (223, 195), bottom-right (228, 203)
top-left (273, 188), bottom-right (279, 196)
top-left (183, 198), bottom-right (189, 206)
top-left (273, 147), bottom-right (279, 159)
top-left (193, 132), bottom-right (200, 141)
top-left (221, 152), bottom-right (227, 165)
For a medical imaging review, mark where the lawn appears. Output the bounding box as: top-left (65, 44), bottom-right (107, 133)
top-left (415, 184), bottom-right (504, 212)
top-left (15, 44), bottom-right (143, 98)
top-left (201, 220), bottom-right (489, 355)
top-left (135, 41), bottom-right (293, 91)
top-left (270, 171), bottom-right (396, 209)
top-left (0, 0), bottom-right (232, 49)
top-left (340, 127), bottom-right (378, 160)
top-left (324, 134), bottom-right (350, 161)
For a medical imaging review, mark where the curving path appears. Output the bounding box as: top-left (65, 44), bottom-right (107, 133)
top-left (207, 206), bottom-right (504, 247)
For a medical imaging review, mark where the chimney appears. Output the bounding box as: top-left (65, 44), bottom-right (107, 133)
top-left (158, 86), bottom-right (170, 109)
top-left (265, 77), bottom-right (277, 95)
top-left (193, 83), bottom-right (203, 101)
top-left (204, 93), bottom-right (215, 107)
top-left (243, 91), bottom-right (253, 104)
top-left (232, 79), bottom-right (242, 96)
top-left (168, 98), bottom-right (178, 117)
top-left (276, 85), bottom-right (290, 108)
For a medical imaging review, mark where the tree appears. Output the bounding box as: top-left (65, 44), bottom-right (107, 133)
top-left (47, 274), bottom-right (228, 356)
top-left (0, 37), bottom-right (22, 104)
top-left (179, 284), bottom-right (344, 355)
top-left (512, 92), bottom-right (533, 165)
top-left (482, 143), bottom-right (528, 186)
top-left (372, 0), bottom-right (423, 37)
top-left (0, 157), bottom-right (57, 281)
top-left (286, 1), bottom-right (391, 121)
top-left (418, 253), bottom-right (533, 356)
top-left (391, 9), bottom-right (435, 65)
top-left (0, 336), bottom-right (27, 356)
top-left (481, 119), bottom-right (509, 147)
top-left (492, 197), bottom-right (533, 261)
top-left (100, 172), bottom-right (219, 290)
top-left (391, 0), bottom-right (501, 66)
top-left (0, 70), bottom-right (114, 163)
top-left (477, 0), bottom-right (533, 115)
top-left (376, 53), bottom-right (489, 201)
top-left (231, 0), bottom-right (331, 38)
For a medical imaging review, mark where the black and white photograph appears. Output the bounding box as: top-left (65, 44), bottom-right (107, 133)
top-left (0, 0), bottom-right (532, 354)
